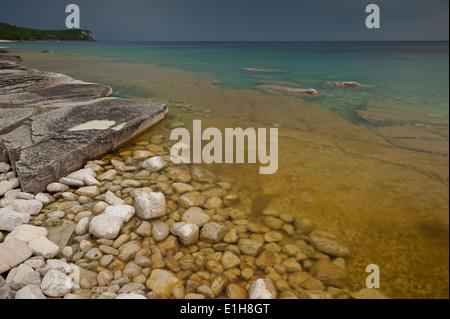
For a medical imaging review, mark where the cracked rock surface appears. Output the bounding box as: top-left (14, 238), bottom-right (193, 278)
top-left (0, 53), bottom-right (168, 193)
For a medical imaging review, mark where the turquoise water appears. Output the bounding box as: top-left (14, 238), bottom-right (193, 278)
top-left (7, 41), bottom-right (450, 123)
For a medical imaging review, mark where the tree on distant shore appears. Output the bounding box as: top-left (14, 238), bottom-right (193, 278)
top-left (0, 22), bottom-right (95, 41)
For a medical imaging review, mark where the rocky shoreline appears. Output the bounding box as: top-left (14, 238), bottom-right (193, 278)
top-left (1, 129), bottom-right (388, 300)
top-left (0, 52), bottom-right (168, 194)
top-left (0, 52), bottom-right (387, 300)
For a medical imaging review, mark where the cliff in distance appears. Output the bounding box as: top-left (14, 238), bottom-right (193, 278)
top-left (0, 22), bottom-right (95, 41)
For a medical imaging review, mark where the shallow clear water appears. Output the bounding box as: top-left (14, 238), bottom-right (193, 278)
top-left (4, 41), bottom-right (449, 298)
top-left (7, 41), bottom-right (450, 123)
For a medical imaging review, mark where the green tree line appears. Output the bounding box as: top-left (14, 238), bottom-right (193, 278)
top-left (0, 22), bottom-right (95, 41)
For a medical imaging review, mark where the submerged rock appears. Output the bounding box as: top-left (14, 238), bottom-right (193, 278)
top-left (152, 223), bottom-right (170, 242)
top-left (310, 259), bottom-right (348, 288)
top-left (324, 81), bottom-right (373, 88)
top-left (242, 67), bottom-right (286, 73)
top-left (181, 207), bottom-right (211, 227)
top-left (46, 223), bottom-right (76, 252)
top-left (170, 222), bottom-right (199, 246)
top-left (89, 214), bottom-right (123, 239)
top-left (142, 156), bottom-right (167, 172)
top-left (249, 278), bottom-right (278, 299)
top-left (134, 192), bottom-right (166, 219)
top-left (350, 288), bottom-right (389, 299)
top-left (146, 269), bottom-right (183, 299)
top-left (257, 84), bottom-right (319, 96)
top-left (104, 205), bottom-right (135, 223)
top-left (200, 222), bottom-right (228, 244)
top-left (309, 230), bottom-right (350, 257)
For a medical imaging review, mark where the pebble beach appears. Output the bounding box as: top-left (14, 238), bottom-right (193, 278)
top-left (1, 124), bottom-right (385, 299)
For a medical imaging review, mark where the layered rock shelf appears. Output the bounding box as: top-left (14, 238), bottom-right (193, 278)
top-left (0, 53), bottom-right (168, 193)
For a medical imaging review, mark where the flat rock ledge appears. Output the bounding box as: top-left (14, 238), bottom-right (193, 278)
top-left (0, 53), bottom-right (168, 194)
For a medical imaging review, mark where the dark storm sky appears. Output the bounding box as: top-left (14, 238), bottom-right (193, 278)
top-left (0, 0), bottom-right (448, 41)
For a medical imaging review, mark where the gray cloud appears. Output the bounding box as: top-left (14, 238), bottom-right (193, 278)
top-left (0, 0), bottom-right (448, 41)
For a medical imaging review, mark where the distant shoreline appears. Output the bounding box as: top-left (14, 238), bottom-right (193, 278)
top-left (0, 39), bottom-right (97, 43)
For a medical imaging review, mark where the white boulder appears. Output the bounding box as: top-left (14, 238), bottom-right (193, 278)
top-left (134, 192), bottom-right (166, 219)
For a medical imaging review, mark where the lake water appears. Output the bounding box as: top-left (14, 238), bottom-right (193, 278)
top-left (5, 41), bottom-right (449, 298)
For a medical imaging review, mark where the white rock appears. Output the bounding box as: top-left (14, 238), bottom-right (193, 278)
top-left (62, 246), bottom-right (74, 260)
top-left (7, 199), bottom-right (43, 215)
top-left (249, 278), bottom-right (278, 299)
top-left (170, 222), bottom-right (199, 246)
top-left (105, 191), bottom-right (126, 206)
top-left (15, 192), bottom-right (35, 200)
top-left (61, 192), bottom-right (78, 201)
top-left (66, 168), bottom-right (97, 181)
top-left (199, 222), bottom-right (228, 244)
top-left (6, 264), bottom-right (41, 290)
top-left (93, 201), bottom-right (108, 214)
top-left (84, 162), bottom-right (103, 172)
top-left (0, 239), bottom-right (33, 274)
top-left (14, 285), bottom-right (46, 299)
top-left (89, 214), bottom-right (123, 239)
top-left (75, 186), bottom-right (99, 197)
top-left (134, 192), bottom-right (166, 219)
top-left (84, 174), bottom-right (101, 186)
top-left (142, 156), bottom-right (167, 172)
top-left (3, 189), bottom-right (20, 198)
top-left (65, 168), bottom-right (96, 183)
top-left (0, 178), bottom-right (20, 196)
top-left (59, 177), bottom-right (85, 187)
top-left (172, 182), bottom-right (194, 194)
top-left (28, 236), bottom-right (60, 259)
top-left (46, 182), bottom-right (69, 193)
top-left (37, 259), bottom-right (71, 277)
top-left (23, 256), bottom-right (46, 269)
top-left (104, 205), bottom-right (135, 223)
top-left (5, 224), bottom-right (48, 244)
top-left (34, 193), bottom-right (52, 205)
top-left (40, 269), bottom-right (74, 297)
top-left (181, 207), bottom-right (211, 227)
top-left (116, 293), bottom-right (147, 299)
top-left (0, 162), bottom-right (11, 173)
top-left (0, 208), bottom-right (30, 232)
top-left (152, 223), bottom-right (170, 242)
top-left (75, 216), bottom-right (90, 235)
top-left (97, 169), bottom-right (117, 181)
top-left (6, 171), bottom-right (15, 179)
top-left (111, 159), bottom-right (125, 167)
top-left (47, 210), bottom-right (65, 218)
